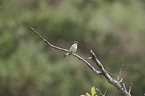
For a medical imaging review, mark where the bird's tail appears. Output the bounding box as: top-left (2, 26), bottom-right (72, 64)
top-left (64, 53), bottom-right (70, 57)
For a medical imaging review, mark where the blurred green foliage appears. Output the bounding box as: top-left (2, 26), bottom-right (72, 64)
top-left (0, 0), bottom-right (145, 96)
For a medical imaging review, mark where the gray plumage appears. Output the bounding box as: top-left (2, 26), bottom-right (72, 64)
top-left (64, 41), bottom-right (78, 57)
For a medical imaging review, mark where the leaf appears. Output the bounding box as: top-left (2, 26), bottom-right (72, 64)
top-left (91, 87), bottom-right (96, 96)
top-left (85, 92), bottom-right (91, 96)
top-left (80, 92), bottom-right (90, 96)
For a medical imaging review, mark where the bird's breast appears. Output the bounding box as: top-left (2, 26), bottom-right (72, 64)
top-left (70, 44), bottom-right (77, 53)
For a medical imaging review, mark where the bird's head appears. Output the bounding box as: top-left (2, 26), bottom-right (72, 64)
top-left (74, 41), bottom-right (79, 44)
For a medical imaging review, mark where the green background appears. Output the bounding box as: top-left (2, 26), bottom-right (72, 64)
top-left (0, 0), bottom-right (145, 96)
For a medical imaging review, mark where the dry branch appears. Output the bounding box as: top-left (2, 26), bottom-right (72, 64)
top-left (29, 27), bottom-right (101, 75)
top-left (90, 50), bottom-right (131, 96)
top-left (96, 88), bottom-right (107, 96)
top-left (29, 27), bottom-right (132, 96)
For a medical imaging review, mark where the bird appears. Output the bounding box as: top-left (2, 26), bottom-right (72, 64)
top-left (64, 41), bottom-right (79, 57)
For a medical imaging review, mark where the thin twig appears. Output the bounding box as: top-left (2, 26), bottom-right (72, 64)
top-left (29, 27), bottom-right (102, 75)
top-left (104, 89), bottom-right (107, 96)
top-left (96, 88), bottom-right (107, 96)
top-left (118, 78), bottom-right (123, 83)
top-left (129, 83), bottom-right (132, 94)
top-left (83, 57), bottom-right (93, 60)
top-left (123, 83), bottom-right (127, 91)
top-left (117, 62), bottom-right (124, 81)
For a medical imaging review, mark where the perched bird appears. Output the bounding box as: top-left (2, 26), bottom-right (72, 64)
top-left (64, 41), bottom-right (79, 57)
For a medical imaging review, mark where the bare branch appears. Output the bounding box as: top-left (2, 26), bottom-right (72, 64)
top-left (118, 78), bottom-right (123, 83)
top-left (96, 88), bottom-right (103, 96)
top-left (29, 27), bottom-right (132, 96)
top-left (73, 54), bottom-right (102, 75)
top-left (107, 71), bottom-right (118, 79)
top-left (123, 83), bottom-right (127, 91)
top-left (96, 88), bottom-right (107, 96)
top-left (129, 83), bottom-right (132, 94)
top-left (83, 57), bottom-right (93, 60)
top-left (117, 62), bottom-right (124, 81)
top-left (90, 50), bottom-right (131, 96)
top-left (29, 27), bottom-right (102, 75)
top-left (29, 27), bottom-right (68, 52)
top-left (104, 89), bottom-right (107, 95)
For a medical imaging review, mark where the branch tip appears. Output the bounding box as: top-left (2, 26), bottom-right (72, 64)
top-left (129, 83), bottom-right (132, 93)
top-left (104, 89), bottom-right (107, 95)
top-left (117, 62), bottom-right (124, 81)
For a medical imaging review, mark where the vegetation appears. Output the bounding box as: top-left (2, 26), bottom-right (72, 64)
top-left (0, 0), bottom-right (145, 95)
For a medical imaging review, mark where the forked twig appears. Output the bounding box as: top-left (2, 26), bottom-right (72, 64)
top-left (96, 88), bottom-right (107, 96)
